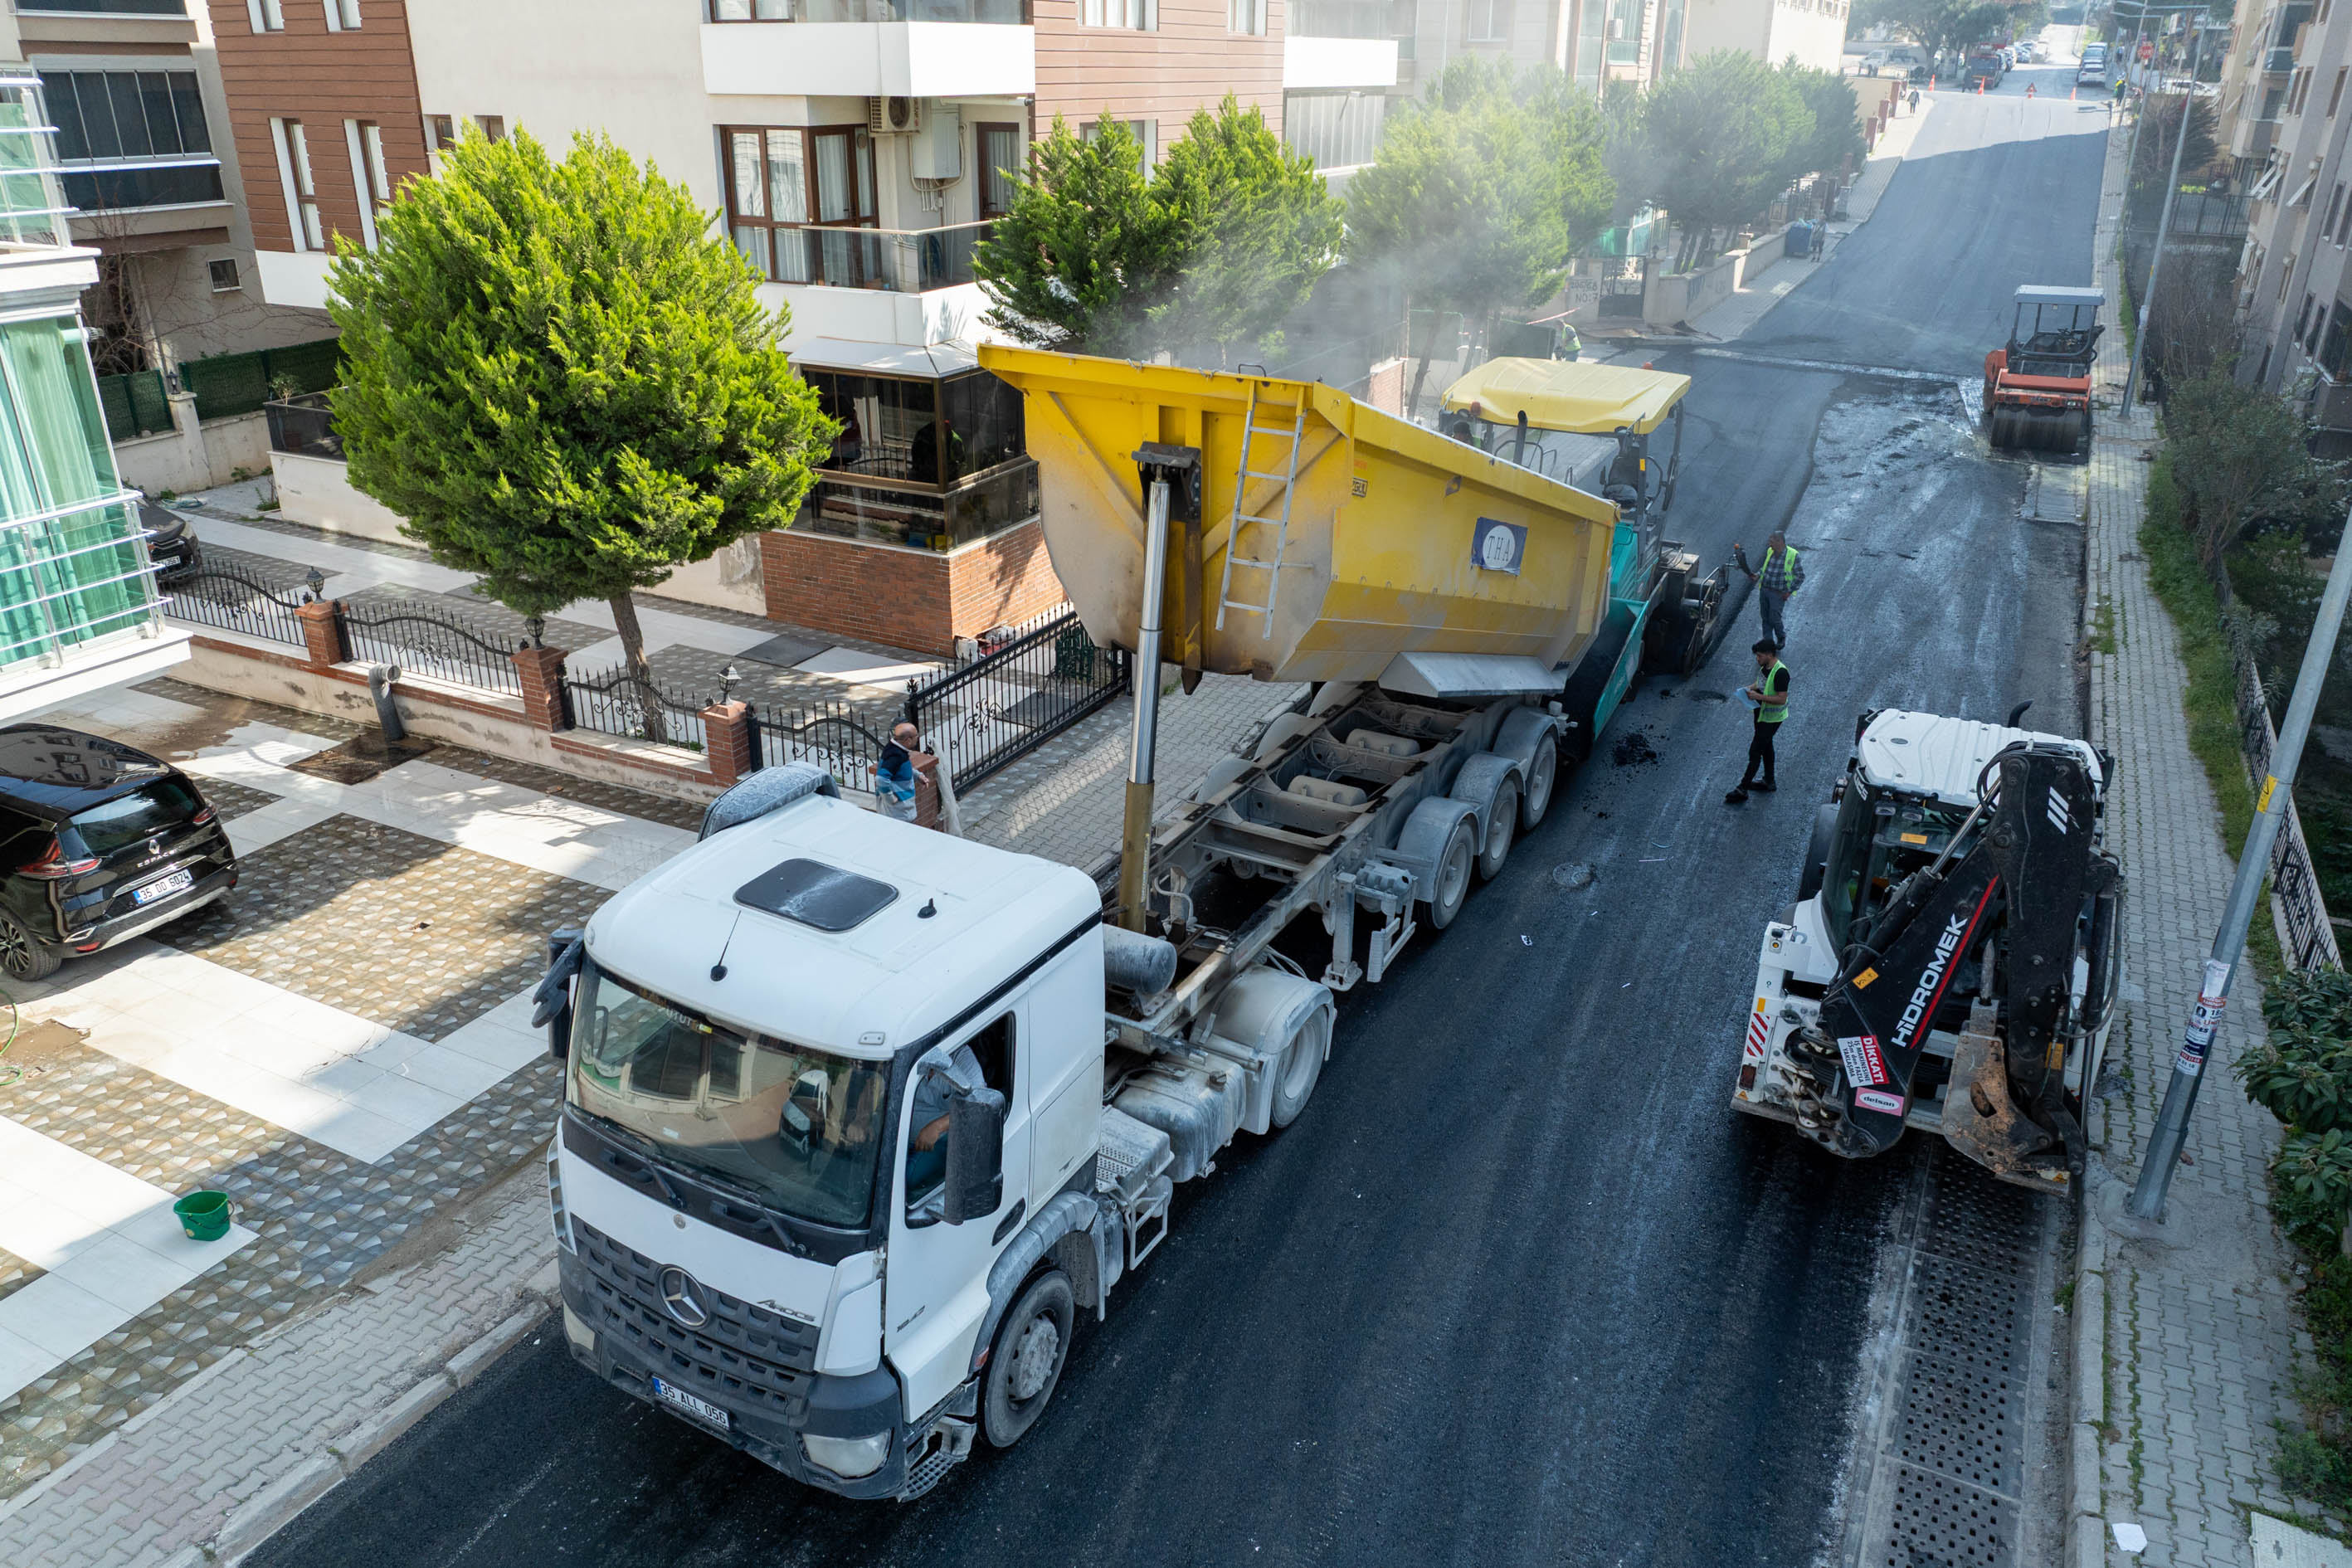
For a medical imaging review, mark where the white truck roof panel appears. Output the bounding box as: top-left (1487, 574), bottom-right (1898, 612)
top-left (1856, 709), bottom-right (2101, 806)
top-left (582, 793), bottom-right (1102, 1061)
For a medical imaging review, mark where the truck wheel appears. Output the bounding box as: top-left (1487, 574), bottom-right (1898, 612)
top-left (1795, 803), bottom-right (1840, 902)
top-left (981, 1269), bottom-right (1075, 1449)
top-left (1476, 778), bottom-right (1519, 880)
top-left (1424, 818), bottom-right (1475, 930)
top-left (1270, 996), bottom-right (1333, 1128)
top-left (1519, 733), bottom-right (1558, 830)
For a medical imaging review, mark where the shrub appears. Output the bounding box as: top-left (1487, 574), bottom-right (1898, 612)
top-left (2273, 1128), bottom-right (2352, 1240)
top-left (2243, 970), bottom-right (2352, 1132)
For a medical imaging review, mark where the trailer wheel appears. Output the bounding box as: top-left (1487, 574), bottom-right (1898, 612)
top-left (1424, 818), bottom-right (1475, 930)
top-left (1520, 732), bottom-right (1558, 830)
top-left (1476, 778), bottom-right (1519, 881)
top-left (1270, 995), bottom-right (1334, 1129)
top-left (981, 1269), bottom-right (1075, 1449)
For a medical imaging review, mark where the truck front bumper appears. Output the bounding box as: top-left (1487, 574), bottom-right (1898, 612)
top-left (557, 1253), bottom-right (973, 1501)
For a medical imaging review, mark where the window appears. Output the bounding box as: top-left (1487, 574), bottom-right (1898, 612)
top-left (976, 122), bottom-right (1022, 218)
top-left (903, 1014), bottom-right (1014, 1217)
top-left (1082, 117), bottom-right (1155, 169)
top-left (1603, 0), bottom-right (1639, 62)
top-left (709, 0), bottom-right (793, 14)
top-left (41, 71), bottom-right (225, 212)
top-left (1083, 0), bottom-right (1152, 28)
top-left (1575, 0), bottom-right (1605, 89)
top-left (1283, 90), bottom-right (1387, 170)
top-left (2325, 183), bottom-right (2344, 241)
top-left (426, 114), bottom-right (455, 153)
top-left (2297, 292), bottom-right (2315, 343)
top-left (1229, 0), bottom-right (1264, 32)
top-left (207, 258), bottom-right (240, 291)
top-left (2291, 68), bottom-right (2314, 117)
top-left (272, 117), bottom-right (323, 250)
top-left (2325, 304), bottom-right (2352, 380)
top-left (723, 124), bottom-right (876, 285)
top-left (799, 366), bottom-right (1036, 548)
top-left (344, 120), bottom-right (390, 248)
top-left (474, 114), bottom-right (504, 144)
top-left (1467, 0), bottom-right (1511, 41)
top-left (2333, 67), bottom-right (2349, 116)
top-left (323, 0), bottom-right (360, 27)
top-left (246, 0), bottom-right (284, 29)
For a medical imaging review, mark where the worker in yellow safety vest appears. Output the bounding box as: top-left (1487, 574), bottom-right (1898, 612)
top-left (1726, 640), bottom-right (1790, 806)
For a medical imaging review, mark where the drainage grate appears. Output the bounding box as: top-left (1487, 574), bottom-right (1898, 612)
top-left (1881, 1462), bottom-right (2018, 1566)
top-left (1847, 1147), bottom-right (2057, 1568)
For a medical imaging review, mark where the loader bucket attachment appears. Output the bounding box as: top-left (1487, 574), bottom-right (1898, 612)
top-left (1940, 1001), bottom-right (2065, 1183)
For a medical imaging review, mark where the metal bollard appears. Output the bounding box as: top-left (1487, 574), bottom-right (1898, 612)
top-left (366, 664), bottom-right (406, 743)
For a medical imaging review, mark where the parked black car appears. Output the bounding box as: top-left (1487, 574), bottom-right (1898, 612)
top-left (0, 726), bottom-right (237, 981)
top-left (139, 498), bottom-right (201, 581)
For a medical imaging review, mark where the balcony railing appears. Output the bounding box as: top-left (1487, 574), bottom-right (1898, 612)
top-left (798, 457), bottom-right (1039, 551)
top-left (59, 159), bottom-right (222, 213)
top-left (2312, 377), bottom-right (2352, 432)
top-left (743, 219), bottom-right (991, 293)
top-left (2267, 46), bottom-right (2297, 71)
top-left (1289, 0), bottom-right (1405, 37)
top-left (15, 0), bottom-right (187, 12)
top-left (708, 0), bottom-right (1026, 20)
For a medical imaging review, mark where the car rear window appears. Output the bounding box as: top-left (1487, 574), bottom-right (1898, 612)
top-left (62, 777), bottom-right (206, 858)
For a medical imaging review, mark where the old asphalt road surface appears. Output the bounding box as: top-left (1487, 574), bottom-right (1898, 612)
top-left (251, 89), bottom-right (2105, 1568)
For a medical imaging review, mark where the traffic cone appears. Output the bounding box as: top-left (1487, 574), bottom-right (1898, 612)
top-left (2071, 85), bottom-right (2077, 100)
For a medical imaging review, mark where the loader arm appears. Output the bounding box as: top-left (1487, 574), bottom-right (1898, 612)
top-left (1804, 743), bottom-right (2108, 1162)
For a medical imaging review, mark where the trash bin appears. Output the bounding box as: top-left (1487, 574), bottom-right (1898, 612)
top-left (173, 1190), bottom-right (231, 1241)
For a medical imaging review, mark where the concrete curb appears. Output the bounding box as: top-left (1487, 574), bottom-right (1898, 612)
top-left (209, 1292), bottom-right (557, 1566)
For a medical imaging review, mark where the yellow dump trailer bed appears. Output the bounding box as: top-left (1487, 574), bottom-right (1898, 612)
top-left (977, 347), bottom-right (1629, 688)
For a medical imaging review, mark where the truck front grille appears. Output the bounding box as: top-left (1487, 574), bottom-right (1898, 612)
top-left (573, 1218), bottom-right (821, 1417)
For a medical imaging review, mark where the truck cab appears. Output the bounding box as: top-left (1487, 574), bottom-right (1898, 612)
top-left (546, 782), bottom-right (1108, 1498)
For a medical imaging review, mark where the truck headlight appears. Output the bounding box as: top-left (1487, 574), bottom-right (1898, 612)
top-left (802, 1431), bottom-right (891, 1479)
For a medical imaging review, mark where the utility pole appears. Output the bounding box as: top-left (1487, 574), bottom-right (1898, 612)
top-left (2121, 21), bottom-right (2207, 412)
top-left (2130, 509), bottom-right (2352, 1220)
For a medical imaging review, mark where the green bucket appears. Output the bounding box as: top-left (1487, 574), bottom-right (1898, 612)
top-left (173, 1190), bottom-right (231, 1242)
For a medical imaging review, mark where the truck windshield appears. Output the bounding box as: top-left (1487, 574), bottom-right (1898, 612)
top-left (565, 966), bottom-right (889, 1229)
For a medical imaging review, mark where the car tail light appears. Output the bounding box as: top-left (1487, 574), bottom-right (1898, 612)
top-left (192, 806), bottom-right (215, 825)
top-left (18, 840), bottom-right (98, 879)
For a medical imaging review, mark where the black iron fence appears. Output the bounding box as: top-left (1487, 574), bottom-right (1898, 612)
top-left (565, 664), bottom-right (711, 752)
top-left (163, 564), bottom-right (310, 647)
top-left (752, 699), bottom-right (891, 786)
top-left (337, 599), bottom-right (522, 695)
top-left (902, 606), bottom-right (1128, 790)
top-left (2237, 653), bottom-right (2344, 971)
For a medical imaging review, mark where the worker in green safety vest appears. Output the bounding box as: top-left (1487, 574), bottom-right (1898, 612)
top-left (1736, 529), bottom-right (1804, 650)
top-left (1726, 640), bottom-right (1790, 806)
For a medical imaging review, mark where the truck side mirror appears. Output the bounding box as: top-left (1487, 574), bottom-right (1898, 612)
top-left (942, 1087), bottom-right (1006, 1225)
top-left (533, 929), bottom-right (585, 1059)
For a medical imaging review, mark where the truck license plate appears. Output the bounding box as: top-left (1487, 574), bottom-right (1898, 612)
top-left (133, 869), bottom-right (194, 906)
top-left (650, 1376), bottom-right (729, 1430)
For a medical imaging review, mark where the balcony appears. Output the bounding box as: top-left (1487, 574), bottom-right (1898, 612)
top-left (1288, 0), bottom-right (1403, 35)
top-left (738, 219), bottom-right (989, 293)
top-left (2312, 376), bottom-right (2352, 432)
top-left (2267, 46), bottom-right (2297, 72)
top-left (701, 1), bottom-right (1033, 97)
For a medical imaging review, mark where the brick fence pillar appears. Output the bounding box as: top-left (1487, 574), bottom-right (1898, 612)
top-left (295, 600), bottom-right (345, 669)
top-left (701, 701), bottom-right (755, 786)
top-left (512, 645), bottom-right (572, 732)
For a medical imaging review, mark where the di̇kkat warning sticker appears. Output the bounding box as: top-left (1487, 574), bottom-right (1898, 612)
top-left (1838, 1034), bottom-right (1889, 1088)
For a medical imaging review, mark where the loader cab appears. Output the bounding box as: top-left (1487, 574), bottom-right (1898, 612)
top-left (1814, 782), bottom-right (1975, 948)
top-left (1438, 359), bottom-right (1689, 545)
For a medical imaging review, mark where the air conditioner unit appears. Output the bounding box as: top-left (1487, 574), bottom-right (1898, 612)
top-left (868, 95), bottom-right (920, 134)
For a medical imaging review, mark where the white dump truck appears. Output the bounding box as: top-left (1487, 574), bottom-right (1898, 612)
top-left (536, 351), bottom-right (1727, 1497)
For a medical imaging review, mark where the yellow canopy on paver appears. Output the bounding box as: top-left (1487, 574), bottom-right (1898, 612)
top-left (1440, 358), bottom-right (1691, 436)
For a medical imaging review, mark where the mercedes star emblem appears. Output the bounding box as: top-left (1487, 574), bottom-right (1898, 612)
top-left (658, 1266), bottom-right (709, 1328)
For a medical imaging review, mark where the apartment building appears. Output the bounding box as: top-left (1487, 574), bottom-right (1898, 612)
top-left (17, 0), bottom-right (316, 384)
top-left (1680, 0), bottom-right (1847, 74)
top-left (206, 0), bottom-right (1399, 653)
top-left (0, 21), bottom-right (190, 714)
top-left (1404, 0), bottom-right (1683, 93)
top-left (2232, 0), bottom-right (2352, 438)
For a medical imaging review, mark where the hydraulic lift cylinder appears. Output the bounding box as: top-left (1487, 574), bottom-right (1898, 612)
top-left (1118, 475), bottom-right (1172, 933)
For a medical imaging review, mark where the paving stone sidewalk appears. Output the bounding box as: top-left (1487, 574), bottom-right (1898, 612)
top-left (2072, 116), bottom-right (2318, 1568)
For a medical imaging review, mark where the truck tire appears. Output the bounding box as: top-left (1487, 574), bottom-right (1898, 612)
top-left (981, 1269), bottom-right (1075, 1449)
top-left (1796, 803), bottom-right (1840, 902)
top-left (1476, 778), bottom-right (1519, 880)
top-left (1270, 994), bottom-right (1334, 1128)
top-left (1520, 732), bottom-right (1558, 830)
top-left (1424, 817), bottom-right (1475, 930)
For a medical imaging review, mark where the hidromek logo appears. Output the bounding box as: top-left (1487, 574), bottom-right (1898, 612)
top-left (1893, 913), bottom-right (1970, 1050)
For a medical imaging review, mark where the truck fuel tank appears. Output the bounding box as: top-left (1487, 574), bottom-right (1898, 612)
top-left (1113, 1054), bottom-right (1251, 1183)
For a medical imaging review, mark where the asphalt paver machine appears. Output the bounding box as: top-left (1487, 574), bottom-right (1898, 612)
top-left (1984, 285), bottom-right (2105, 456)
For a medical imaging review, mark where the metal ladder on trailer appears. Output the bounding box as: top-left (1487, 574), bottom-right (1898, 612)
top-left (1214, 383), bottom-right (1307, 636)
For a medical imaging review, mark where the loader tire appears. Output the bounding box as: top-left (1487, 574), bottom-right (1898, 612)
top-left (1796, 803), bottom-right (1841, 902)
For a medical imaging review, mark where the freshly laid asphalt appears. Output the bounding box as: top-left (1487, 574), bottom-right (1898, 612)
top-left (253, 69), bottom-right (2109, 1568)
